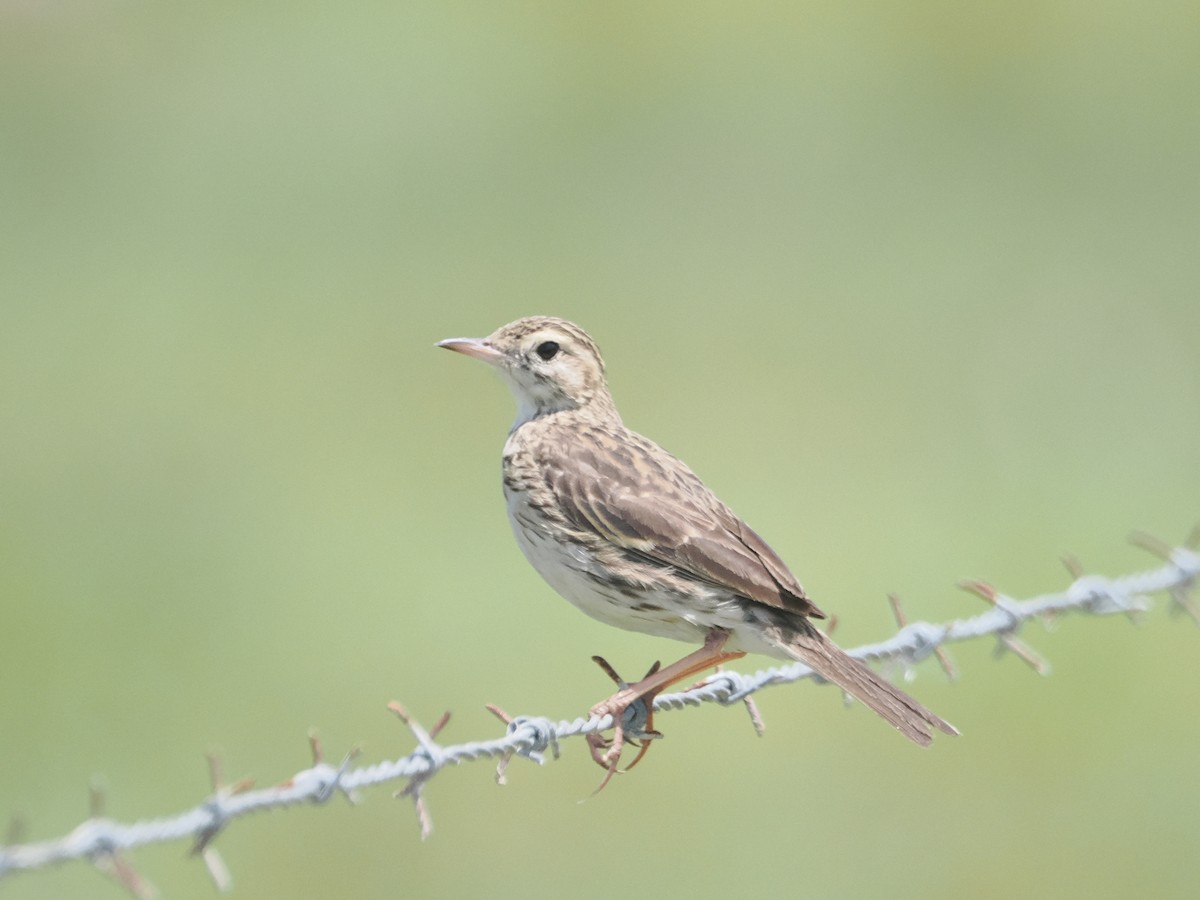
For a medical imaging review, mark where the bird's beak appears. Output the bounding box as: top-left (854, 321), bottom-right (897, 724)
top-left (437, 337), bottom-right (505, 365)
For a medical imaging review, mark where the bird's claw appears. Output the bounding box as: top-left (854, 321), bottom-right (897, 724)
top-left (586, 657), bottom-right (664, 793)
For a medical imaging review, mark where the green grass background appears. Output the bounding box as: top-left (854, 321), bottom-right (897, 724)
top-left (2, 3), bottom-right (1198, 898)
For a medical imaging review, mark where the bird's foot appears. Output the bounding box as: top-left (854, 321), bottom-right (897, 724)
top-left (586, 657), bottom-right (665, 793)
top-left (584, 632), bottom-right (745, 792)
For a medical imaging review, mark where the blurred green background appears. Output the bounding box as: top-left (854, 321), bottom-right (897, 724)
top-left (2, 2), bottom-right (1198, 898)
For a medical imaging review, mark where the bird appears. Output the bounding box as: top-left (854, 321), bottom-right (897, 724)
top-left (438, 316), bottom-right (956, 779)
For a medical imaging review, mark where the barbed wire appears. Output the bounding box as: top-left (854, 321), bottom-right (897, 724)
top-left (1, 528), bottom-right (1196, 896)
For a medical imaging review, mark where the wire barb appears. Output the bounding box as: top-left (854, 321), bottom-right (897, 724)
top-left (890, 592), bottom-right (958, 681)
top-left (86, 780), bottom-right (159, 900)
top-left (1130, 529), bottom-right (1200, 625)
top-left (388, 703), bottom-right (450, 840)
top-left (742, 695), bottom-right (766, 737)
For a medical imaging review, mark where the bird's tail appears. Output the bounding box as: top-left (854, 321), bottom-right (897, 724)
top-left (774, 623), bottom-right (957, 746)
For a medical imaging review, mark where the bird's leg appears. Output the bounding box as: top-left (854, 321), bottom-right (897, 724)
top-left (587, 628), bottom-right (746, 787)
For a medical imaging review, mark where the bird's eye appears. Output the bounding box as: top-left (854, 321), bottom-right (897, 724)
top-left (535, 341), bottom-right (560, 361)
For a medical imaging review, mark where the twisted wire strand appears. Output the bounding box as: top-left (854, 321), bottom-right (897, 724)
top-left (1, 531), bottom-right (1196, 893)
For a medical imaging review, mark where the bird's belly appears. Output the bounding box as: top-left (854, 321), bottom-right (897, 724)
top-left (505, 489), bottom-right (722, 644)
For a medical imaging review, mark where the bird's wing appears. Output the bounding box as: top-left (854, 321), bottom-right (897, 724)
top-left (540, 423), bottom-right (824, 619)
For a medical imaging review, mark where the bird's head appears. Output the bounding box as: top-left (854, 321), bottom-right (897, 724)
top-left (438, 316), bottom-right (616, 427)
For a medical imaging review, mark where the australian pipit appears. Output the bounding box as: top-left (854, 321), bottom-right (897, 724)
top-left (439, 316), bottom-right (955, 777)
